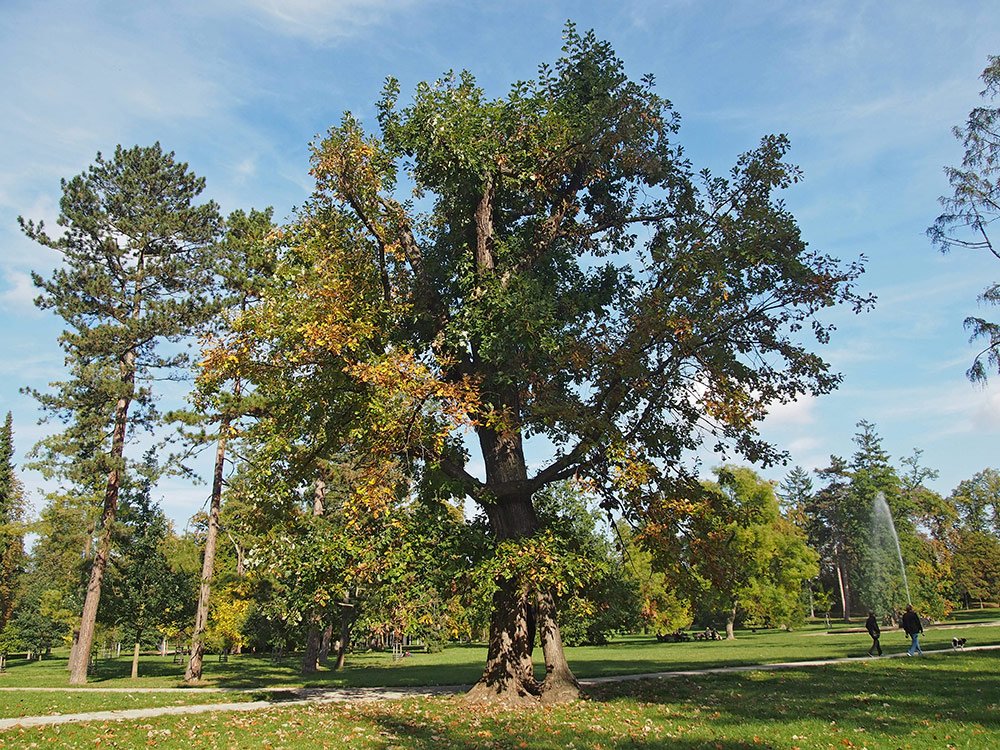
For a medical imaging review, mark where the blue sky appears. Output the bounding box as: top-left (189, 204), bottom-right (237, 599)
top-left (2, 0), bottom-right (999, 525)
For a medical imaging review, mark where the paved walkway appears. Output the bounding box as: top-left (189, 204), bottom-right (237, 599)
top-left (2, 644), bottom-right (998, 731)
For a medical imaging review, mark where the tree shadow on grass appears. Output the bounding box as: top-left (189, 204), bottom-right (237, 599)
top-left (362, 706), bottom-right (779, 750)
top-left (587, 651), bottom-right (1000, 742)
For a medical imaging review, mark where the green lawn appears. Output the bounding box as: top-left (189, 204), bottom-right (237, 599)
top-left (0, 690), bottom-right (255, 720)
top-left (2, 651), bottom-right (997, 749)
top-left (2, 616), bottom-right (998, 692)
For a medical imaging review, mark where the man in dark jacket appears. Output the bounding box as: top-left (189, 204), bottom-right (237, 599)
top-left (901, 604), bottom-right (923, 656)
top-left (865, 611), bottom-right (882, 656)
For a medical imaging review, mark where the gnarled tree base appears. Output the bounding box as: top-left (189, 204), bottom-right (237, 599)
top-left (465, 674), bottom-right (541, 707)
top-left (465, 585), bottom-right (582, 706)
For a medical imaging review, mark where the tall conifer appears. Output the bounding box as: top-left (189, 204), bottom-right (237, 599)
top-left (21, 144), bottom-right (221, 683)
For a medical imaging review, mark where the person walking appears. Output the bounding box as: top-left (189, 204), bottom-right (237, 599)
top-left (900, 604), bottom-right (924, 656)
top-left (865, 611), bottom-right (882, 656)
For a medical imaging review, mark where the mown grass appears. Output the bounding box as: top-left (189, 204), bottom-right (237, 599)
top-left (2, 651), bottom-right (997, 749)
top-left (2, 616), bottom-right (998, 692)
top-left (0, 690), bottom-right (255, 720)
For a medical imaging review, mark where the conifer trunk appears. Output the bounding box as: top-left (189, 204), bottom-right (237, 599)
top-left (69, 357), bottom-right (134, 685)
top-left (185, 419), bottom-right (229, 683)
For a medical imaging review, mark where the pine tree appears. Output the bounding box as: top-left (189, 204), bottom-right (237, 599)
top-left (777, 465), bottom-right (813, 528)
top-left (21, 143), bottom-right (221, 683)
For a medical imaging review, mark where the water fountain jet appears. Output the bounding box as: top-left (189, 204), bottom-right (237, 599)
top-left (872, 491), bottom-right (911, 606)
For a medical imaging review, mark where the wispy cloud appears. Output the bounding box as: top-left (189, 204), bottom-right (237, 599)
top-left (0, 271), bottom-right (39, 313)
top-left (763, 394), bottom-right (817, 428)
top-left (209, 0), bottom-right (424, 44)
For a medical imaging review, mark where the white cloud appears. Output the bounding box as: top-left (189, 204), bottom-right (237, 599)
top-left (234, 157), bottom-right (258, 180)
top-left (786, 436), bottom-right (822, 455)
top-left (0, 270), bottom-right (39, 312)
top-left (218, 0), bottom-right (422, 43)
top-left (763, 394), bottom-right (817, 427)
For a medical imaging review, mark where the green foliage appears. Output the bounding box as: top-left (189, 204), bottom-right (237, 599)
top-left (618, 524), bottom-right (692, 635)
top-left (257, 23), bottom-right (870, 540)
top-left (950, 467), bottom-right (1000, 535)
top-left (848, 421), bottom-right (911, 616)
top-left (466, 482), bottom-right (643, 646)
top-left (9, 493), bottom-right (93, 651)
top-left (930, 55), bottom-right (1000, 382)
top-left (22, 143), bottom-right (223, 466)
top-left (0, 620), bottom-right (21, 655)
top-left (534, 483), bottom-right (641, 645)
top-left (950, 529), bottom-right (1000, 606)
top-left (776, 464), bottom-right (812, 529)
top-left (101, 466), bottom-right (197, 649)
top-left (682, 466), bottom-right (818, 631)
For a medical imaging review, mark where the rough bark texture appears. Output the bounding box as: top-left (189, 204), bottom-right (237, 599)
top-left (69, 361), bottom-right (133, 685)
top-left (464, 181), bottom-right (579, 705)
top-left (726, 604), bottom-right (737, 640)
top-left (467, 485), bottom-right (580, 705)
top-left (465, 576), bottom-right (539, 706)
top-left (185, 421), bottom-right (229, 683)
top-left (536, 590), bottom-right (581, 703)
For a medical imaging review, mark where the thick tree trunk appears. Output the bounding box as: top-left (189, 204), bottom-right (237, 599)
top-left (464, 194), bottom-right (578, 703)
top-left (536, 590), bottom-right (581, 703)
top-left (465, 382), bottom-right (580, 705)
top-left (185, 419), bottom-right (229, 683)
top-left (466, 575), bottom-right (539, 706)
top-left (131, 642), bottom-right (140, 679)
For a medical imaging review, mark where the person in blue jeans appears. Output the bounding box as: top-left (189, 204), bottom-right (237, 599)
top-left (900, 604), bottom-right (923, 656)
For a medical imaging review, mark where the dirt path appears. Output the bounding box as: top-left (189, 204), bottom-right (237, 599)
top-left (3, 644), bottom-right (998, 731)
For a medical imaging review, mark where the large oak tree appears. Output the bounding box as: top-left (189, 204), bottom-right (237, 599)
top-left (216, 27), bottom-right (871, 704)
